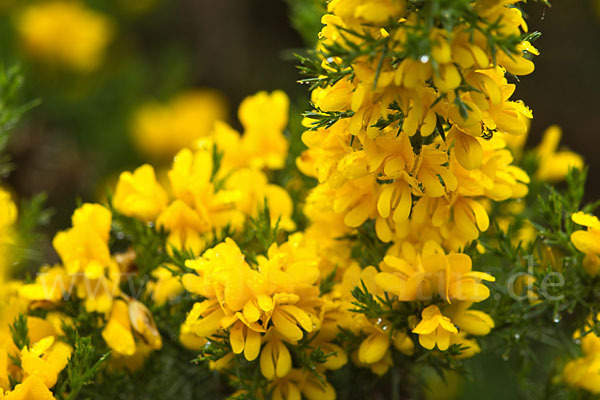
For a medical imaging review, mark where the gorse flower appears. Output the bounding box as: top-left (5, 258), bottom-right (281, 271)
top-left (571, 211), bottom-right (600, 276)
top-left (115, 90), bottom-right (294, 256)
top-left (534, 125), bottom-right (584, 182)
top-left (17, 1), bottom-right (113, 72)
top-left (1, 0), bottom-right (599, 398)
top-left (412, 305), bottom-right (458, 351)
top-left (131, 90), bottom-right (228, 159)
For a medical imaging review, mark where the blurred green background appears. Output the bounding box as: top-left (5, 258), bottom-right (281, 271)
top-left (1, 0), bottom-right (598, 246)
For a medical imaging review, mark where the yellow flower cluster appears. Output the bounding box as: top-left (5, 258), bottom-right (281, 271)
top-left (114, 90), bottom-right (294, 255)
top-left (13, 203), bottom-right (163, 371)
top-left (131, 90), bottom-right (228, 159)
top-left (300, 0), bottom-right (533, 251)
top-left (564, 314), bottom-right (600, 393)
top-left (553, 206), bottom-right (599, 391)
top-left (291, 0), bottom-right (534, 369)
top-left (17, 1), bottom-right (113, 72)
top-left (0, 193), bottom-right (74, 399)
top-left (181, 234), bottom-right (340, 399)
top-left (0, 312), bottom-right (72, 400)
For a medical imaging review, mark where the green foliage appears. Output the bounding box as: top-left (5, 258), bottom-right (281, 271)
top-left (285, 0), bottom-right (326, 47)
top-left (303, 106), bottom-right (355, 130)
top-left (237, 199), bottom-right (284, 264)
top-left (56, 335), bottom-right (110, 400)
top-left (9, 313), bottom-right (29, 350)
top-left (0, 64), bottom-right (39, 177)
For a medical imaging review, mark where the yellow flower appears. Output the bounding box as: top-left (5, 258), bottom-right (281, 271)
top-left (18, 266), bottom-right (71, 305)
top-left (375, 245), bottom-right (494, 303)
top-left (156, 200), bottom-right (209, 254)
top-left (181, 236), bottom-right (322, 363)
top-left (131, 90), bottom-right (227, 159)
top-left (225, 168), bottom-right (296, 231)
top-left (358, 330), bottom-right (389, 364)
top-left (446, 302), bottom-right (494, 336)
top-left (412, 305), bottom-right (458, 351)
top-left (102, 299), bottom-right (137, 356)
top-left (50, 203), bottom-right (118, 311)
top-left (20, 336), bottom-right (71, 388)
top-left (17, 1), bottom-right (112, 72)
top-left (571, 211), bottom-right (600, 276)
top-left (102, 298), bottom-right (161, 361)
top-left (147, 266), bottom-right (183, 306)
top-left (260, 336), bottom-right (292, 379)
top-left (113, 164), bottom-right (168, 221)
top-left (270, 369), bottom-right (336, 400)
top-left (564, 354), bottom-right (600, 394)
top-left (237, 90), bottom-right (289, 170)
top-left (52, 203), bottom-right (112, 277)
top-left (0, 375), bottom-right (55, 400)
top-left (535, 125), bottom-right (584, 182)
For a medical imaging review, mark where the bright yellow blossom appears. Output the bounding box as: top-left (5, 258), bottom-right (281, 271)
top-left (132, 90), bottom-right (227, 159)
top-left (412, 305), bottom-right (458, 351)
top-left (113, 164), bottom-right (168, 221)
top-left (571, 211), bottom-right (600, 276)
top-left (535, 125), bottom-right (584, 182)
top-left (17, 1), bottom-right (112, 72)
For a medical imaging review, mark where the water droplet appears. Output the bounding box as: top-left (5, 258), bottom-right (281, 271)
top-left (502, 352), bottom-right (510, 361)
top-left (574, 338), bottom-right (581, 345)
top-left (382, 325), bottom-right (389, 331)
top-left (376, 318), bottom-right (383, 325)
top-left (116, 232), bottom-right (125, 240)
top-left (147, 222), bottom-right (155, 228)
top-left (419, 55), bottom-right (430, 63)
top-left (514, 333), bottom-right (520, 340)
top-left (326, 57), bottom-right (334, 63)
top-left (553, 314), bottom-right (561, 323)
